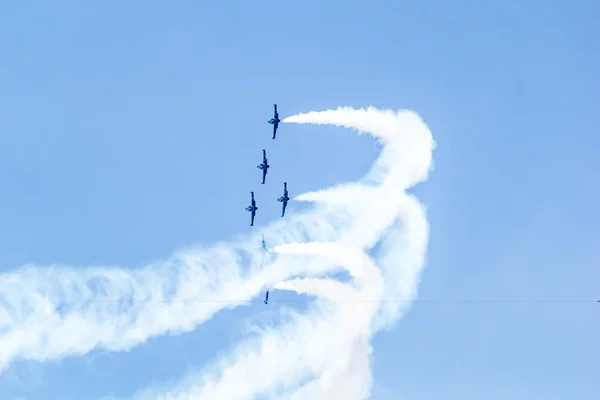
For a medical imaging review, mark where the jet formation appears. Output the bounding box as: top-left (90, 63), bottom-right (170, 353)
top-left (243, 104), bottom-right (290, 304)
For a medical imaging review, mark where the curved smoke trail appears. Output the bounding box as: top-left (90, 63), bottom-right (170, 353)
top-left (0, 106), bottom-right (435, 400)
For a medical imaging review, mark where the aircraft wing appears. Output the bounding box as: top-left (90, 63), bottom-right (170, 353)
top-left (272, 123), bottom-right (277, 139)
top-left (250, 210), bottom-right (255, 226)
top-left (262, 167), bottom-right (267, 184)
top-left (281, 200), bottom-right (287, 217)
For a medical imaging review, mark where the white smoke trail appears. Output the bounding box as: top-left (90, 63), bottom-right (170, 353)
top-left (128, 107), bottom-right (434, 400)
top-left (0, 106), bottom-right (435, 400)
top-left (284, 107), bottom-right (434, 329)
top-left (130, 242), bottom-right (382, 400)
top-left (271, 242), bottom-right (383, 400)
top-left (0, 209), bottom-right (348, 371)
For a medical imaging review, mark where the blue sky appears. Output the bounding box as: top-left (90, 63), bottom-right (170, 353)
top-left (0, 1), bottom-right (599, 399)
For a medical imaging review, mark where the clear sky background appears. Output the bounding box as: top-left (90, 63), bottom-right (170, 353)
top-left (0, 1), bottom-right (598, 399)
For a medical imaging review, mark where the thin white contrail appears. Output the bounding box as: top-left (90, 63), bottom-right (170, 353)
top-left (0, 106), bottom-right (435, 400)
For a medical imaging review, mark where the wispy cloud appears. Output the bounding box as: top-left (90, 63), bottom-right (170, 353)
top-left (0, 106), bottom-right (435, 399)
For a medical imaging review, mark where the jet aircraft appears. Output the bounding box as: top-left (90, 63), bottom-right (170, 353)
top-left (259, 233), bottom-right (269, 266)
top-left (277, 182), bottom-right (290, 217)
top-left (257, 149), bottom-right (270, 184)
top-left (261, 233), bottom-right (268, 252)
top-left (245, 191), bottom-right (258, 226)
top-left (264, 290), bottom-right (269, 305)
top-left (268, 104), bottom-right (281, 139)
